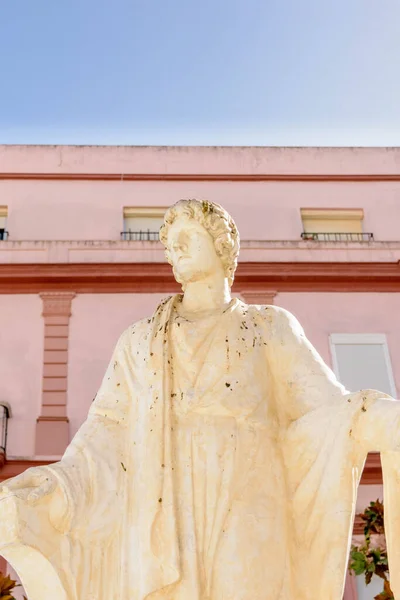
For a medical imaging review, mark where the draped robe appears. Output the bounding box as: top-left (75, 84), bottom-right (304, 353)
top-left (1, 295), bottom-right (400, 600)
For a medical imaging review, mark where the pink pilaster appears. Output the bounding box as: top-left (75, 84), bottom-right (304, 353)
top-left (241, 290), bottom-right (278, 306)
top-left (35, 292), bottom-right (75, 455)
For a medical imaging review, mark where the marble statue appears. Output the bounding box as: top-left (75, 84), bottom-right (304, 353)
top-left (1, 199), bottom-right (400, 600)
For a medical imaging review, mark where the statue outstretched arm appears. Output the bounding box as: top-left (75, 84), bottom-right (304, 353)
top-left (0, 325), bottom-right (139, 600)
top-left (1, 327), bottom-right (134, 537)
top-left (346, 392), bottom-right (400, 453)
top-left (44, 327), bottom-right (134, 535)
top-left (266, 305), bottom-right (397, 437)
top-left (260, 305), bottom-right (399, 598)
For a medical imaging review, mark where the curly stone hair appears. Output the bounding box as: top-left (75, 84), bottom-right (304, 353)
top-left (159, 199), bottom-right (240, 287)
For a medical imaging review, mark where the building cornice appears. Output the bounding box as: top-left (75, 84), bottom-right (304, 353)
top-left (1, 172), bottom-right (400, 182)
top-left (0, 261), bottom-right (399, 293)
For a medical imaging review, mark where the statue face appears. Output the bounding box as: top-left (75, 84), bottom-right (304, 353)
top-left (166, 216), bottom-right (224, 284)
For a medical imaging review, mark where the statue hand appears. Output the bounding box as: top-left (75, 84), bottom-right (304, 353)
top-left (1, 467), bottom-right (71, 532)
top-left (0, 466), bottom-right (57, 504)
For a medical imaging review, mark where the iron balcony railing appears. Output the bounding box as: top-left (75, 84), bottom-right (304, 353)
top-left (121, 230), bottom-right (160, 241)
top-left (0, 229), bottom-right (9, 240)
top-left (301, 232), bottom-right (374, 242)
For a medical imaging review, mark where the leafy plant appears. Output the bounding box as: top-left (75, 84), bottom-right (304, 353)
top-left (349, 500), bottom-right (394, 600)
top-left (0, 570), bottom-right (27, 600)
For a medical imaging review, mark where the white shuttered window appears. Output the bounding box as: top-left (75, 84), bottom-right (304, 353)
top-left (330, 334), bottom-right (397, 397)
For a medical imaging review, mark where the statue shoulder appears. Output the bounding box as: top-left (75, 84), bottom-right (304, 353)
top-left (246, 303), bottom-right (304, 336)
top-left (115, 317), bottom-right (154, 352)
top-left (115, 296), bottom-right (175, 353)
top-left (245, 302), bottom-right (290, 321)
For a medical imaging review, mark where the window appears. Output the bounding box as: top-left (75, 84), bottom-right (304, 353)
top-left (300, 208), bottom-right (372, 242)
top-left (121, 207), bottom-right (165, 241)
top-left (0, 206), bottom-right (8, 240)
top-left (330, 334), bottom-right (397, 397)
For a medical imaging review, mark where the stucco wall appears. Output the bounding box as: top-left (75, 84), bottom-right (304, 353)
top-left (0, 295), bottom-right (43, 456)
top-left (2, 179), bottom-right (400, 242)
top-left (1, 145), bottom-right (400, 243)
top-left (1, 145), bottom-right (400, 175)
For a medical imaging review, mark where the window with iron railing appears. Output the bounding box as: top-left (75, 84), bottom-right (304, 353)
top-left (121, 207), bottom-right (165, 242)
top-left (121, 229), bottom-right (160, 241)
top-left (300, 208), bottom-right (368, 243)
top-left (0, 229), bottom-right (9, 240)
top-left (301, 232), bottom-right (374, 242)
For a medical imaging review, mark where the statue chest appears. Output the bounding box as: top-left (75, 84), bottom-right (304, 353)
top-left (169, 314), bottom-right (271, 420)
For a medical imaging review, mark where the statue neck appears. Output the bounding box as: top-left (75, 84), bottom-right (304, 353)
top-left (180, 276), bottom-right (231, 316)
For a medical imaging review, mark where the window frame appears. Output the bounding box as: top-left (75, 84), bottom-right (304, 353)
top-left (300, 208), bottom-right (365, 237)
top-left (329, 333), bottom-right (397, 398)
top-left (0, 206), bottom-right (8, 240)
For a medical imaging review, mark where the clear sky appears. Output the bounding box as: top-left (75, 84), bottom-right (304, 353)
top-left (0, 0), bottom-right (399, 146)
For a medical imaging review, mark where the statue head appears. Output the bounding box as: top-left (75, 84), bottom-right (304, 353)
top-left (159, 199), bottom-right (240, 289)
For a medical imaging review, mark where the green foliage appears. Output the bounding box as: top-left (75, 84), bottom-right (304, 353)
top-left (362, 499), bottom-right (385, 540)
top-left (349, 500), bottom-right (394, 600)
top-left (375, 580), bottom-right (395, 600)
top-left (349, 544), bottom-right (388, 586)
top-left (0, 571), bottom-right (22, 600)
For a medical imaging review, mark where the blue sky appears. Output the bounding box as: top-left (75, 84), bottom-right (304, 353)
top-left (0, 0), bottom-right (399, 146)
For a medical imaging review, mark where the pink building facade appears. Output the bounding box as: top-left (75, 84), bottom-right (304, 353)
top-left (0, 145), bottom-right (399, 599)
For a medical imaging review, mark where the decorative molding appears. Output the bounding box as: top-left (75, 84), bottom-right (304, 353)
top-left (1, 172), bottom-right (400, 182)
top-left (40, 292), bottom-right (75, 316)
top-left (0, 262), bottom-right (399, 293)
top-left (240, 290), bottom-right (278, 305)
top-left (360, 452), bottom-right (382, 485)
